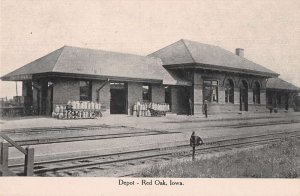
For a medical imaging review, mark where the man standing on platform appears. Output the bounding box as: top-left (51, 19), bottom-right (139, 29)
top-left (188, 98), bottom-right (193, 116)
top-left (203, 100), bottom-right (208, 118)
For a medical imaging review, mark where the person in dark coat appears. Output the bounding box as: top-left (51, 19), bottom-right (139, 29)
top-left (188, 98), bottom-right (193, 116)
top-left (190, 131), bottom-right (204, 161)
top-left (203, 100), bottom-right (208, 118)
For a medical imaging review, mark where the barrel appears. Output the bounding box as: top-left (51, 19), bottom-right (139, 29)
top-left (91, 102), bottom-right (95, 109)
top-left (54, 105), bottom-right (60, 113)
top-left (71, 101), bottom-right (76, 109)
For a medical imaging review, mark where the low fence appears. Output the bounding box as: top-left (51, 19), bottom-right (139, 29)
top-left (0, 133), bottom-right (34, 176)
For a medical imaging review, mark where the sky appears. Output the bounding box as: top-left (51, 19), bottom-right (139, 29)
top-left (1, 0), bottom-right (299, 98)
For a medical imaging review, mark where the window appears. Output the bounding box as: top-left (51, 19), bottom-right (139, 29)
top-left (80, 80), bottom-right (92, 101)
top-left (253, 81), bottom-right (260, 104)
top-left (203, 80), bottom-right (218, 103)
top-left (225, 79), bottom-right (234, 103)
top-left (142, 84), bottom-right (151, 102)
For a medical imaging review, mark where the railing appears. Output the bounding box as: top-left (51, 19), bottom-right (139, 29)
top-left (0, 133), bottom-right (34, 176)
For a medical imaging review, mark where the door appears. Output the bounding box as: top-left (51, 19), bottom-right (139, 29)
top-left (165, 86), bottom-right (171, 110)
top-left (46, 84), bottom-right (53, 115)
top-left (110, 89), bottom-right (127, 114)
top-left (110, 82), bottom-right (127, 114)
top-left (240, 80), bottom-right (248, 111)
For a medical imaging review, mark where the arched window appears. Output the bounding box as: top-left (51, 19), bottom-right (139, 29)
top-left (225, 79), bottom-right (234, 103)
top-left (203, 80), bottom-right (218, 103)
top-left (253, 81), bottom-right (260, 104)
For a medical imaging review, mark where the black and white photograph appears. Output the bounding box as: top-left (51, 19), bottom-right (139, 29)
top-left (0, 0), bottom-right (299, 195)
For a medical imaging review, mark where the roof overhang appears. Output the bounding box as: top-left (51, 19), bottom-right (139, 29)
top-left (164, 63), bottom-right (279, 78)
top-left (1, 74), bottom-right (33, 81)
top-left (31, 72), bottom-right (163, 84)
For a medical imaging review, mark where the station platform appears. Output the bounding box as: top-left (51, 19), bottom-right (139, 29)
top-left (1, 111), bottom-right (299, 130)
top-left (0, 111), bottom-right (299, 163)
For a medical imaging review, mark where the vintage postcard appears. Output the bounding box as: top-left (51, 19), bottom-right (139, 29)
top-left (0, 0), bottom-right (299, 195)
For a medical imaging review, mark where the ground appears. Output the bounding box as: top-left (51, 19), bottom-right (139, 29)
top-left (0, 111), bottom-right (299, 177)
top-left (140, 138), bottom-right (300, 178)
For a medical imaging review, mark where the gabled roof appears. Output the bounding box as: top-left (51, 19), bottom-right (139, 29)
top-left (267, 78), bottom-right (300, 91)
top-left (149, 39), bottom-right (279, 77)
top-left (1, 47), bottom-right (64, 80)
top-left (1, 46), bottom-right (185, 85)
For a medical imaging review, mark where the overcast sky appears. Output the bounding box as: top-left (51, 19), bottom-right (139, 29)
top-left (1, 0), bottom-right (299, 98)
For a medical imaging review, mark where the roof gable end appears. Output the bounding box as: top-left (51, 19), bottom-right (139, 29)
top-left (148, 39), bottom-right (195, 65)
top-left (182, 39), bottom-right (278, 76)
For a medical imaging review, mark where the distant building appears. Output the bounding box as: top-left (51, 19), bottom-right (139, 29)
top-left (266, 78), bottom-right (300, 111)
top-left (1, 39), bottom-right (299, 115)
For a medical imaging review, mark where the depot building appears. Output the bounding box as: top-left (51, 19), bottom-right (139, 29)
top-left (2, 39), bottom-right (300, 116)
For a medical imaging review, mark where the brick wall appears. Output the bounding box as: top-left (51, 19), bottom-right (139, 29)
top-left (171, 86), bottom-right (189, 114)
top-left (193, 72), bottom-right (203, 115)
top-left (206, 103), bottom-right (240, 114)
top-left (151, 84), bottom-right (165, 103)
top-left (248, 90), bottom-right (254, 105)
top-left (52, 78), bottom-right (80, 106)
top-left (190, 71), bottom-right (271, 114)
top-left (260, 89), bottom-right (266, 105)
top-left (92, 80), bottom-right (110, 113)
top-left (32, 88), bottom-right (40, 114)
top-left (22, 80), bottom-right (33, 114)
top-left (127, 82), bottom-right (143, 115)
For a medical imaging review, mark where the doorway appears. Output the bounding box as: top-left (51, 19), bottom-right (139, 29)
top-left (110, 82), bottom-right (127, 114)
top-left (165, 86), bottom-right (171, 110)
top-left (285, 93), bottom-right (289, 110)
top-left (240, 80), bottom-right (248, 111)
top-left (40, 81), bottom-right (53, 115)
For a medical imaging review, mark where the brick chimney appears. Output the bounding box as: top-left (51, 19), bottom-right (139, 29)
top-left (235, 48), bottom-right (244, 57)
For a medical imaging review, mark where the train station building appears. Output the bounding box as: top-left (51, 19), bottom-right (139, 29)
top-left (1, 39), bottom-right (300, 116)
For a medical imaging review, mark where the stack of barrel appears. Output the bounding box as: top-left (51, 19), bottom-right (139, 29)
top-left (132, 102), bottom-right (170, 117)
top-left (52, 101), bottom-right (102, 119)
top-left (132, 103), bottom-right (151, 117)
top-left (148, 103), bottom-right (170, 112)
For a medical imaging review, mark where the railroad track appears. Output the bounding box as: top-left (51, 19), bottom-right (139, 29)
top-left (3, 114), bottom-right (299, 134)
top-left (165, 114), bottom-right (300, 124)
top-left (1, 124), bottom-right (124, 134)
top-left (165, 119), bottom-right (300, 132)
top-left (9, 130), bottom-right (300, 176)
top-left (215, 120), bottom-right (300, 128)
top-left (4, 119), bottom-right (298, 147)
top-left (5, 130), bottom-right (180, 146)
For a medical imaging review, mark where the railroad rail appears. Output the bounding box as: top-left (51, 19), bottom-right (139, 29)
top-left (215, 119), bottom-right (300, 128)
top-left (6, 130), bottom-right (180, 146)
top-left (8, 129), bottom-right (300, 176)
top-left (3, 120), bottom-right (299, 147)
top-left (165, 119), bottom-right (300, 132)
top-left (2, 114), bottom-right (299, 134)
